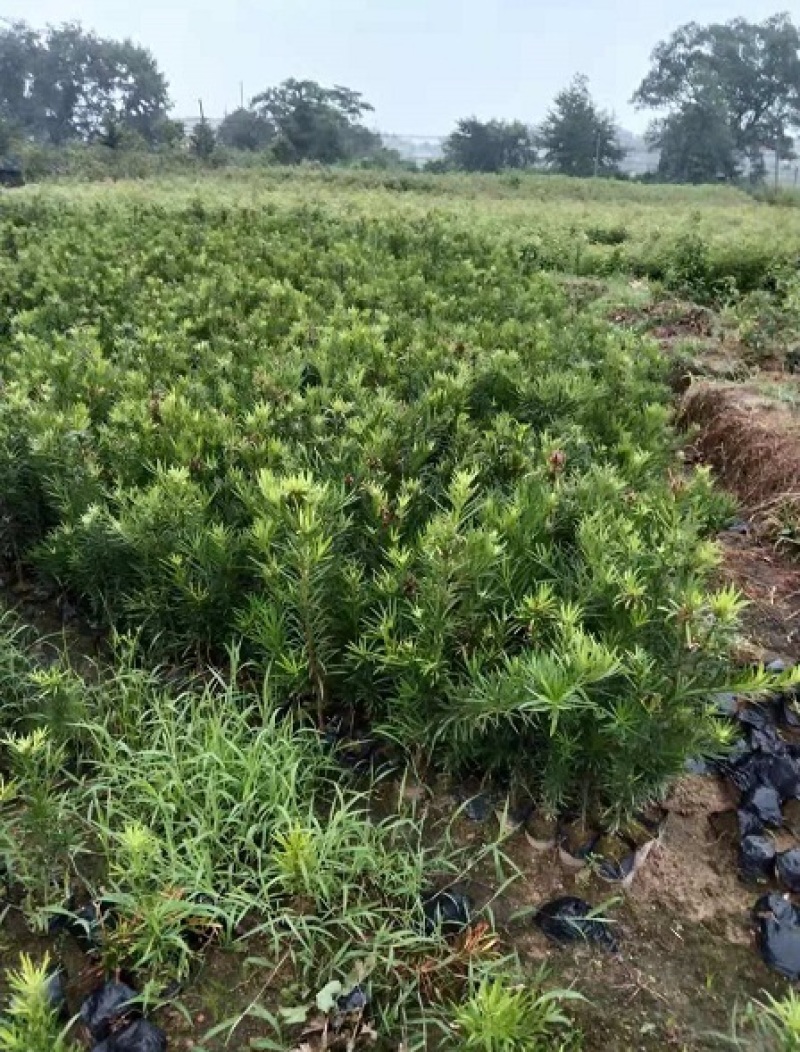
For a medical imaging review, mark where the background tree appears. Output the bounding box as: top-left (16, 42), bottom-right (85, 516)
top-left (0, 118), bottom-right (13, 156)
top-left (190, 118), bottom-right (216, 161)
top-left (633, 14), bottom-right (800, 179)
top-left (443, 118), bottom-right (536, 172)
top-left (0, 20), bottom-right (170, 145)
top-left (647, 94), bottom-right (738, 183)
top-left (149, 117), bottom-right (185, 149)
top-left (107, 36), bottom-right (172, 144)
top-left (218, 107), bottom-right (272, 151)
top-left (538, 75), bottom-right (625, 177)
top-left (0, 22), bottom-right (40, 137)
top-left (250, 79), bottom-right (379, 164)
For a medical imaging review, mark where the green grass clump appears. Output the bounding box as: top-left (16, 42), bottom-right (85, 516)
top-left (450, 978), bottom-right (584, 1051)
top-left (724, 990), bottom-right (800, 1050)
top-left (0, 629), bottom-right (541, 1049)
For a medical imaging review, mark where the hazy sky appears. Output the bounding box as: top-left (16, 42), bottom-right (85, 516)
top-left (5, 1), bottom-right (789, 134)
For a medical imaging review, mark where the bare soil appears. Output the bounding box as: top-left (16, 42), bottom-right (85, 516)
top-left (720, 530), bottom-right (800, 662)
top-left (681, 381), bottom-right (800, 509)
top-left (610, 299), bottom-right (717, 345)
top-left (445, 771), bottom-right (788, 1051)
top-left (679, 376), bottom-right (800, 664)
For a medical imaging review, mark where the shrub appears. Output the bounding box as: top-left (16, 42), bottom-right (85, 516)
top-left (0, 192), bottom-right (782, 819)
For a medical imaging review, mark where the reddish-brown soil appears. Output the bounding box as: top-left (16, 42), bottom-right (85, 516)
top-left (721, 530), bottom-right (800, 662)
top-left (681, 382), bottom-right (800, 509)
top-left (437, 769), bottom-right (786, 1052)
top-left (610, 300), bottom-right (717, 345)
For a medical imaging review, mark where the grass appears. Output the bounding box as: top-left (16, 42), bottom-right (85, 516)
top-left (0, 622), bottom-right (572, 1049)
top-left (451, 977), bottom-right (585, 1051)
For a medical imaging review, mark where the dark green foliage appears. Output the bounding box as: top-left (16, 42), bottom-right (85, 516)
top-left (634, 14), bottom-right (800, 179)
top-left (217, 108), bottom-right (272, 152)
top-left (539, 75), bottom-right (625, 178)
top-left (0, 20), bottom-right (170, 145)
top-left (649, 96), bottom-right (739, 184)
top-left (443, 118), bottom-right (537, 173)
top-left (189, 120), bottom-right (216, 160)
top-left (251, 79), bottom-right (382, 164)
top-left (0, 196), bottom-right (763, 816)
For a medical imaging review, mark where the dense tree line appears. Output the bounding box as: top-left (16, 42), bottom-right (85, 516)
top-left (218, 79), bottom-right (393, 165)
top-left (444, 16), bottom-right (800, 182)
top-left (636, 13), bottom-right (800, 183)
top-left (1, 13), bottom-right (799, 184)
top-left (437, 76), bottom-right (623, 177)
top-left (0, 21), bottom-right (177, 147)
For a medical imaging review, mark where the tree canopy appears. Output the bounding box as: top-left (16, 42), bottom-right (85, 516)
top-left (218, 107), bottom-right (273, 151)
top-left (190, 119), bottom-right (217, 161)
top-left (633, 14), bottom-right (800, 172)
top-left (538, 75), bottom-right (624, 177)
top-left (443, 118), bottom-right (536, 172)
top-left (0, 20), bottom-right (171, 145)
top-left (647, 95), bottom-right (739, 184)
top-left (250, 79), bottom-right (381, 164)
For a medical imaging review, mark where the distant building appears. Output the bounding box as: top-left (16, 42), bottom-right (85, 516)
top-left (380, 134), bottom-right (446, 165)
top-left (177, 117), bottom-right (225, 134)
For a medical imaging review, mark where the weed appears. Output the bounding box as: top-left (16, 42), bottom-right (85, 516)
top-left (0, 953), bottom-right (76, 1052)
top-left (0, 729), bottom-right (80, 921)
top-left (450, 976), bottom-right (584, 1051)
top-left (724, 990), bottom-right (800, 1050)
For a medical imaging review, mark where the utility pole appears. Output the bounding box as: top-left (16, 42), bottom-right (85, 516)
top-left (240, 81), bottom-right (244, 109)
top-left (198, 98), bottom-right (205, 123)
top-left (775, 140), bottom-right (781, 192)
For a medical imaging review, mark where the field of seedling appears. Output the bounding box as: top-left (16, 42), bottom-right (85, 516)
top-left (2, 172), bottom-right (800, 1051)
